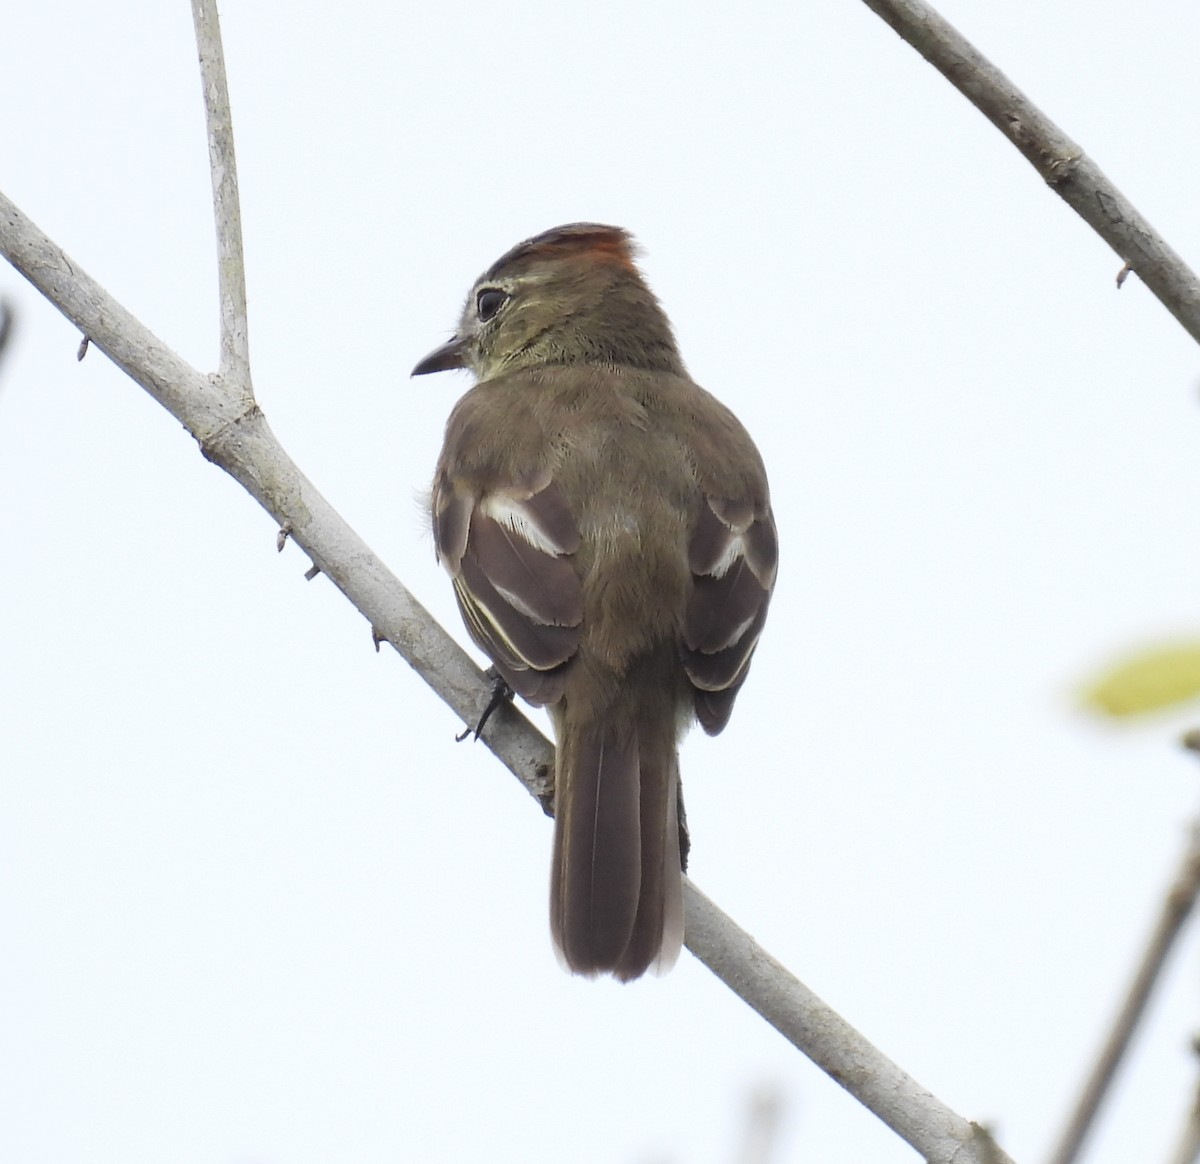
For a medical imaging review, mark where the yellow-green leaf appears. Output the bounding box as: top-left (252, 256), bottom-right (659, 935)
top-left (1083, 641), bottom-right (1200, 717)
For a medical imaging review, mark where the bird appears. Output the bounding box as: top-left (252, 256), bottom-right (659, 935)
top-left (412, 223), bottom-right (777, 981)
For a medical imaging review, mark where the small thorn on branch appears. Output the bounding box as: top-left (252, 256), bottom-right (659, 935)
top-left (77, 335), bottom-right (90, 360)
top-left (1116, 262), bottom-right (1133, 289)
top-left (371, 627), bottom-right (387, 653)
top-left (276, 523), bottom-right (292, 552)
top-left (304, 563), bottom-right (321, 581)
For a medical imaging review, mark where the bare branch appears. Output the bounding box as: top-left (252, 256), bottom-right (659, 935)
top-left (858, 0), bottom-right (1200, 347)
top-left (191, 0), bottom-right (251, 389)
top-left (1045, 816), bottom-right (1200, 1164)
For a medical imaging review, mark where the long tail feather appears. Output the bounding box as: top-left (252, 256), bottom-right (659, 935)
top-left (550, 699), bottom-right (683, 980)
top-left (551, 720), bottom-right (641, 973)
top-left (614, 733), bottom-right (683, 981)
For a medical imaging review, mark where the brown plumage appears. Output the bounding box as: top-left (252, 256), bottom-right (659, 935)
top-left (413, 224), bottom-right (777, 980)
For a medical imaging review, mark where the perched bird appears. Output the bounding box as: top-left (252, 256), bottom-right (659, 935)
top-left (413, 224), bottom-right (777, 980)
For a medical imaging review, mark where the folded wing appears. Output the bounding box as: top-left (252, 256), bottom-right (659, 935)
top-left (433, 472), bottom-right (583, 705)
top-left (683, 496), bottom-right (778, 734)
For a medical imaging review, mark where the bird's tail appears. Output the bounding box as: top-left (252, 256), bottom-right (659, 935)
top-left (549, 691), bottom-right (684, 981)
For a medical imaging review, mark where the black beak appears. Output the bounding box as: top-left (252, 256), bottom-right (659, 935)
top-left (411, 336), bottom-right (467, 376)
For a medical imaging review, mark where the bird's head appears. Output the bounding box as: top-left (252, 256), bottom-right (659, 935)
top-left (412, 223), bottom-right (683, 382)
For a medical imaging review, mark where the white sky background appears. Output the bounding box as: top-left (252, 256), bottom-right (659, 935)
top-left (3, 1), bottom-right (1200, 1161)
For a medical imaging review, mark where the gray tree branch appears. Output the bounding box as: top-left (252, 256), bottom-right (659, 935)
top-left (858, 0), bottom-right (1200, 346)
top-left (192, 0), bottom-right (250, 387)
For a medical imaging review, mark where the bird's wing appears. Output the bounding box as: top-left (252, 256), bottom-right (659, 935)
top-left (682, 495), bottom-right (778, 734)
top-left (433, 470), bottom-right (583, 706)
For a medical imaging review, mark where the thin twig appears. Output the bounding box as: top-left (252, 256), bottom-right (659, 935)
top-left (191, 0), bottom-right (252, 389)
top-left (1045, 819), bottom-right (1200, 1164)
top-left (857, 0), bottom-right (1200, 347)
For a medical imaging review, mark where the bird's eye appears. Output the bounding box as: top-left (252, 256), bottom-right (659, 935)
top-left (475, 288), bottom-right (508, 322)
